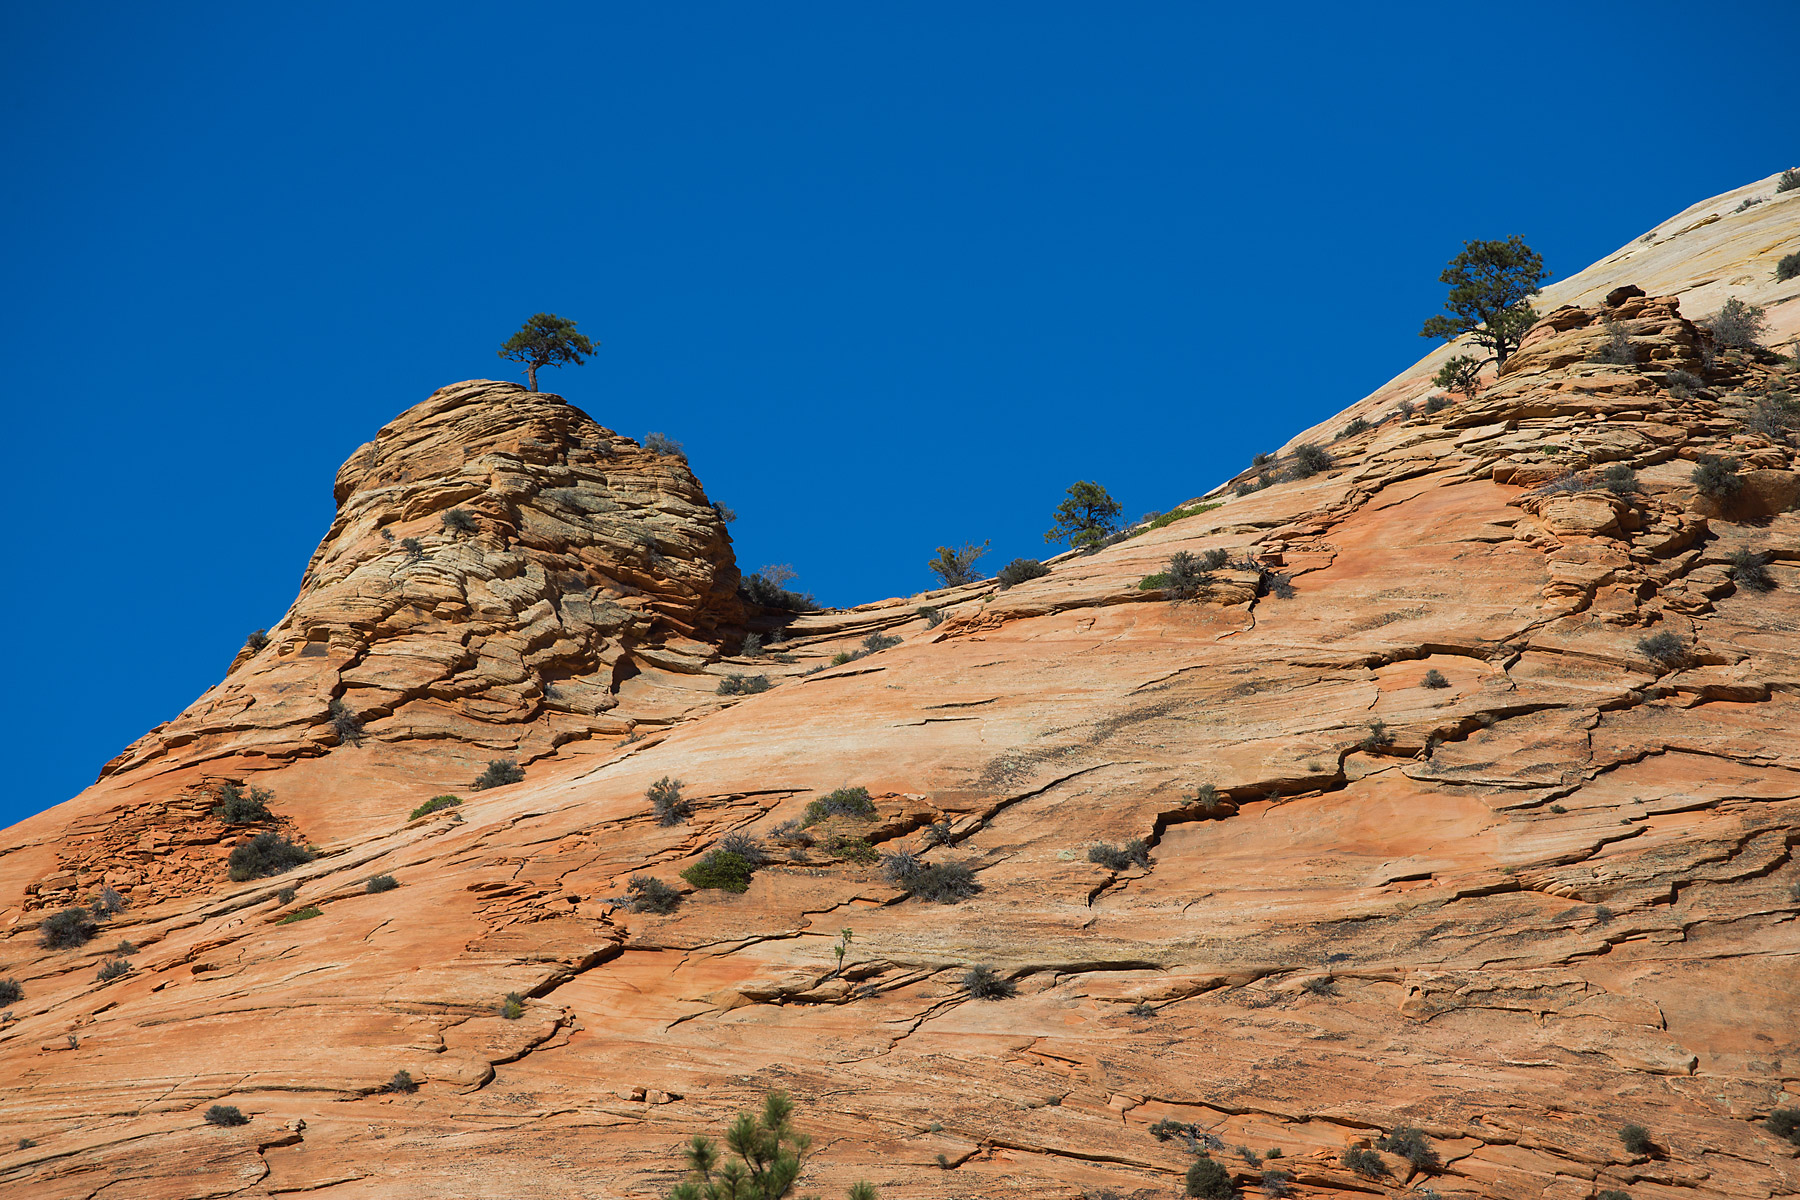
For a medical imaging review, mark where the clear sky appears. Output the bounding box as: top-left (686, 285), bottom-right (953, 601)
top-left (3, 1), bottom-right (1796, 826)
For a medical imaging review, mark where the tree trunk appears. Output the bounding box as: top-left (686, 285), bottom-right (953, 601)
top-left (527, 364), bottom-right (538, 391)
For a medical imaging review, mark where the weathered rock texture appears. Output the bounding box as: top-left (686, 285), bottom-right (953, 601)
top-left (1, 177), bottom-right (1798, 1200)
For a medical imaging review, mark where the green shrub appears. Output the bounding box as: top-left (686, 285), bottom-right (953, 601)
top-left (906, 861), bottom-right (981, 903)
top-left (826, 834), bottom-right (879, 864)
top-left (1261, 1167), bottom-right (1295, 1197)
top-left (643, 432), bottom-right (684, 457)
top-left (1779, 168), bottom-right (1800, 193)
top-left (717, 673), bottom-right (772, 696)
top-left (277, 905), bottom-right (321, 924)
top-left (1593, 319), bottom-right (1637, 366)
top-left (1342, 1146), bottom-right (1389, 1177)
top-left (962, 964), bottom-right (1015, 1000)
top-left (627, 875), bottom-right (681, 914)
top-left (1691, 456), bottom-right (1744, 499)
top-left (804, 786), bottom-right (877, 824)
top-left (276, 887), bottom-right (297, 905)
top-left (1619, 1123), bottom-right (1653, 1155)
top-left (400, 536), bottom-right (423, 558)
top-left (1778, 251), bottom-right (1800, 283)
top-left (996, 558), bottom-right (1050, 589)
top-left (927, 540), bottom-right (989, 587)
top-left (472, 759), bottom-right (525, 790)
top-left (1376, 1126), bottom-right (1439, 1172)
top-left (409, 794), bottom-right (462, 820)
top-left (740, 633), bottom-right (763, 658)
top-left (681, 850), bottom-right (755, 893)
top-left (1185, 1155), bottom-right (1233, 1198)
top-left (329, 700), bottom-right (364, 747)
top-left (1705, 298), bottom-right (1769, 349)
top-left (1638, 631), bottom-right (1690, 669)
top-left (96, 958), bottom-right (131, 982)
top-left (1290, 443), bottom-right (1333, 478)
top-left (365, 874), bottom-right (399, 894)
top-left (1434, 354), bottom-right (1482, 394)
top-left (663, 1091), bottom-right (848, 1200)
top-left (204, 1105), bottom-right (249, 1127)
top-left (862, 632), bottom-right (901, 653)
top-left (1088, 840), bottom-right (1150, 870)
top-left (649, 777), bottom-right (690, 826)
top-left (228, 833), bottom-right (314, 882)
top-left (501, 992), bottom-right (526, 1019)
top-left (1423, 394), bottom-right (1450, 415)
top-left (441, 508), bottom-right (478, 533)
top-left (1601, 463), bottom-right (1640, 495)
top-left (1764, 1107), bottom-right (1800, 1145)
top-left (741, 570), bottom-right (818, 612)
top-left (383, 1069), bottom-right (418, 1094)
top-left (0, 978), bottom-right (20, 1005)
top-left (1421, 669), bottom-right (1450, 689)
top-left (1728, 549), bottom-right (1775, 592)
top-left (243, 629), bottom-right (270, 653)
top-left (1339, 416), bottom-right (1370, 438)
top-left (212, 782), bottom-right (274, 824)
top-left (1137, 503), bottom-right (1219, 534)
top-left (1360, 720), bottom-right (1396, 754)
top-left (1160, 550), bottom-right (1214, 600)
top-left (39, 908), bottom-right (97, 949)
top-left (916, 605), bottom-right (945, 628)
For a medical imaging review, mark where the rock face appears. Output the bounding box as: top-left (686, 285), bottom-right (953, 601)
top-left (2, 179), bottom-right (1799, 1200)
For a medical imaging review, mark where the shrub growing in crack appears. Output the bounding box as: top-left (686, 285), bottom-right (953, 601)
top-left (1593, 319), bottom-right (1638, 366)
top-left (0, 977), bottom-right (21, 1005)
top-left (717, 673), bottom-right (772, 696)
top-left (90, 886), bottom-right (125, 917)
top-left (1304, 976), bottom-right (1339, 996)
top-left (212, 782), bottom-right (275, 824)
top-left (662, 1090), bottom-right (875, 1200)
top-left (996, 558), bottom-right (1050, 589)
top-left (1619, 1123), bottom-right (1654, 1156)
top-left (1341, 1146), bottom-right (1389, 1177)
top-left (1704, 297), bottom-right (1768, 349)
top-left (916, 605), bottom-right (944, 627)
top-left (1375, 1126), bottom-right (1439, 1173)
top-left (649, 777), bottom-right (690, 826)
top-left (1601, 463), bottom-right (1640, 495)
top-left (1261, 570), bottom-right (1296, 599)
top-left (879, 850), bottom-right (921, 885)
top-left (1360, 720), bottom-right (1396, 754)
top-left (1691, 456), bottom-right (1744, 500)
top-left (906, 861), bottom-right (981, 903)
top-left (384, 1069), bottom-right (418, 1094)
top-left (1087, 840), bottom-right (1151, 870)
top-left (204, 1105), bottom-right (249, 1127)
top-left (366, 874), bottom-right (399, 894)
top-left (1637, 631), bottom-right (1691, 670)
top-left (921, 820), bottom-right (954, 847)
top-left (1421, 669), bottom-right (1450, 689)
top-left (472, 759), bottom-right (526, 791)
top-left (962, 964), bottom-right (1016, 1000)
top-left (803, 786), bottom-right (877, 824)
top-left (39, 908), bottom-right (96, 949)
top-left (1289, 443), bottom-right (1334, 478)
top-left (862, 632), bottom-right (901, 654)
top-left (1128, 999), bottom-right (1156, 1018)
top-left (441, 508), bottom-right (478, 534)
top-left (1260, 1167), bottom-right (1295, 1198)
top-left (1764, 1108), bottom-right (1800, 1146)
top-left (228, 832), bottom-right (314, 882)
top-left (1185, 1155), bottom-right (1234, 1199)
top-left (626, 875), bottom-right (682, 914)
top-left (277, 906), bottom-right (321, 924)
top-left (409, 794), bottom-right (461, 820)
top-left (501, 992), bottom-right (526, 1019)
top-left (825, 835), bottom-right (879, 865)
top-left (329, 699), bottom-right (364, 746)
top-left (96, 958), bottom-right (131, 982)
top-left (681, 850), bottom-right (756, 893)
top-left (1728, 549), bottom-right (1775, 592)
top-left (715, 832), bottom-right (768, 867)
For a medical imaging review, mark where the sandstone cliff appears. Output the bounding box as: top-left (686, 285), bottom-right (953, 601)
top-left (1, 175), bottom-right (1798, 1200)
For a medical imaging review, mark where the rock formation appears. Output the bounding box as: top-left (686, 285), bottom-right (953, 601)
top-left (1, 173), bottom-right (1798, 1200)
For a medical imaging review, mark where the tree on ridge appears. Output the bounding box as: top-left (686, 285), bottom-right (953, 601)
top-left (498, 313), bottom-right (598, 391)
top-left (1420, 236), bottom-right (1548, 381)
top-left (1045, 481), bottom-right (1122, 550)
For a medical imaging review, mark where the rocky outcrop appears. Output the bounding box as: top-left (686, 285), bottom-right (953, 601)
top-left (1, 181), bottom-right (1798, 1200)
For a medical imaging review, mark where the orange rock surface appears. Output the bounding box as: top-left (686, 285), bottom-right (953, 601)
top-left (2, 176), bottom-right (1798, 1200)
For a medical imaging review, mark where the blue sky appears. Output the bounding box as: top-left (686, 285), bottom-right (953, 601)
top-left (3, 1), bottom-right (1796, 825)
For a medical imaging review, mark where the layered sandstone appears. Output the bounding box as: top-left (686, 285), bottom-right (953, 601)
top-left (1, 176), bottom-right (1798, 1200)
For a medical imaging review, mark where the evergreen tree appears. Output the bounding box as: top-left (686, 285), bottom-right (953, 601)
top-left (1045, 481), bottom-right (1122, 549)
top-left (498, 313), bottom-right (598, 391)
top-left (1420, 236), bottom-right (1548, 369)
